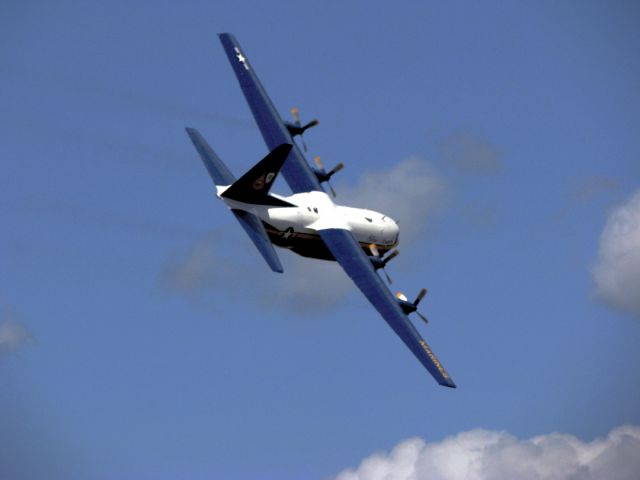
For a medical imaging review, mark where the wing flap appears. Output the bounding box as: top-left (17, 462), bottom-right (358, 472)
top-left (318, 228), bottom-right (456, 388)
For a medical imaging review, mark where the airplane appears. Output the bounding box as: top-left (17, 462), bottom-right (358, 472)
top-left (185, 33), bottom-right (456, 388)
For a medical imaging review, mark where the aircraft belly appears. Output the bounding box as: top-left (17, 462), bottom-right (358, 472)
top-left (262, 220), bottom-right (394, 261)
top-left (224, 200), bottom-right (396, 258)
top-left (263, 221), bottom-right (334, 260)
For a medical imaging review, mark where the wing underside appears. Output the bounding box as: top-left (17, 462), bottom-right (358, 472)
top-left (318, 228), bottom-right (456, 388)
top-left (218, 33), bottom-right (323, 195)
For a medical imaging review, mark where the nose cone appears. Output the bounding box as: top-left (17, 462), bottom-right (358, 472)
top-left (391, 221), bottom-right (400, 244)
top-left (384, 216), bottom-right (400, 245)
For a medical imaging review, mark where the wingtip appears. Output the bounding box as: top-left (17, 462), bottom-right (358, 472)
top-left (185, 127), bottom-right (199, 139)
top-left (441, 378), bottom-right (457, 389)
top-left (218, 32), bottom-right (235, 42)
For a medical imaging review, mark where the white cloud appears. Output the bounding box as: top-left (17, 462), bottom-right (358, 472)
top-left (163, 231), bottom-right (351, 314)
top-left (336, 157), bottom-right (448, 245)
top-left (592, 190), bottom-right (640, 319)
top-left (165, 158), bottom-right (448, 310)
top-left (571, 176), bottom-right (618, 203)
top-left (333, 425), bottom-right (640, 480)
top-left (0, 318), bottom-right (33, 355)
top-left (438, 132), bottom-right (503, 175)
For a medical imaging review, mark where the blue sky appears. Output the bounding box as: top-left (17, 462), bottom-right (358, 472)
top-left (1, 2), bottom-right (639, 479)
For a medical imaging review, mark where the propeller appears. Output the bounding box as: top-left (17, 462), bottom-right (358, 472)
top-left (287, 107), bottom-right (319, 152)
top-left (414, 287), bottom-right (427, 306)
top-left (396, 288), bottom-right (429, 324)
top-left (314, 157), bottom-right (344, 197)
top-left (368, 244), bottom-right (400, 283)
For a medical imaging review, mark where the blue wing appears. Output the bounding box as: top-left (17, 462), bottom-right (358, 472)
top-left (318, 229), bottom-right (456, 388)
top-left (218, 33), bottom-right (455, 387)
top-left (218, 33), bottom-right (322, 195)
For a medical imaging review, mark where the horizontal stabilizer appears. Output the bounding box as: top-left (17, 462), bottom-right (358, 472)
top-left (231, 209), bottom-right (283, 273)
top-left (186, 128), bottom-right (235, 186)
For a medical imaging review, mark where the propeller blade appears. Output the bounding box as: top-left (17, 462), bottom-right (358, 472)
top-left (304, 119), bottom-right (319, 129)
top-left (327, 180), bottom-right (337, 197)
top-left (291, 107), bottom-right (301, 126)
top-left (414, 288), bottom-right (427, 306)
top-left (396, 292), bottom-right (408, 302)
top-left (314, 156), bottom-right (324, 171)
top-left (368, 243), bottom-right (380, 258)
top-left (416, 311), bottom-right (429, 324)
top-left (328, 162), bottom-right (344, 177)
top-left (301, 136), bottom-right (308, 152)
top-left (383, 268), bottom-right (392, 284)
top-left (383, 249), bottom-right (400, 265)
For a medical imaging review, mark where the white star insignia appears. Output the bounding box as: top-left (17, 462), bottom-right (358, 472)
top-left (282, 228), bottom-right (293, 239)
top-left (234, 47), bottom-right (250, 71)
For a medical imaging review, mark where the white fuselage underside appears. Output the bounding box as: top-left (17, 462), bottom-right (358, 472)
top-left (216, 186), bottom-right (399, 254)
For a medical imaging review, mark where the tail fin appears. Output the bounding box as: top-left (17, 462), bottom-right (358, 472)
top-left (221, 143), bottom-right (293, 207)
top-left (186, 128), bottom-right (235, 185)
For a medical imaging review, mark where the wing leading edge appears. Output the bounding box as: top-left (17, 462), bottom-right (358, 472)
top-left (218, 33), bottom-right (322, 195)
top-left (318, 228), bottom-right (456, 388)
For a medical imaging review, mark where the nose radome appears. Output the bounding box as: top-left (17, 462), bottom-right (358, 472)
top-left (386, 216), bottom-right (399, 229)
top-left (383, 216), bottom-right (400, 244)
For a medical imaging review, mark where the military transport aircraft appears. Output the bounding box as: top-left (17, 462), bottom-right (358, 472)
top-left (185, 33), bottom-right (455, 388)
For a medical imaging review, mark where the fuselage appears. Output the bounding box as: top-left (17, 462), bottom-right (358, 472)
top-left (216, 186), bottom-right (399, 260)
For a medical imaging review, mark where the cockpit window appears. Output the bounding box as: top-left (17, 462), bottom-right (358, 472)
top-left (364, 217), bottom-right (372, 223)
